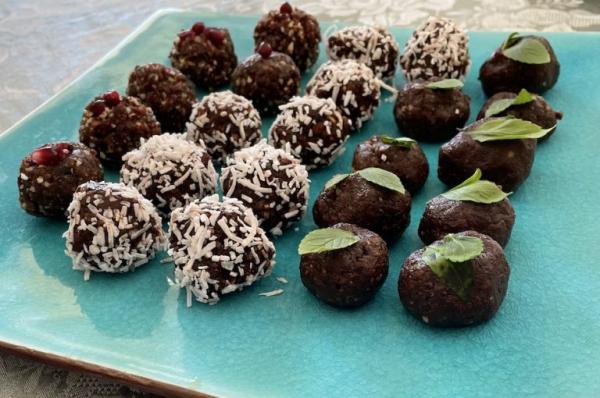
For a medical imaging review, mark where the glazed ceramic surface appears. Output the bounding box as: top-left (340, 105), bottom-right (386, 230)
top-left (1, 10), bottom-right (599, 398)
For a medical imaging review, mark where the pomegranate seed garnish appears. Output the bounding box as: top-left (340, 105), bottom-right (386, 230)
top-left (102, 91), bottom-right (121, 107)
top-left (89, 100), bottom-right (106, 116)
top-left (31, 147), bottom-right (59, 166)
top-left (206, 28), bottom-right (224, 46)
top-left (191, 22), bottom-right (205, 35)
top-left (54, 143), bottom-right (73, 160)
top-left (280, 2), bottom-right (293, 14)
top-left (178, 29), bottom-right (195, 42)
top-left (257, 42), bottom-right (273, 59)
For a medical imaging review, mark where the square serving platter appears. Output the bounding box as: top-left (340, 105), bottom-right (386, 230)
top-left (1, 9), bottom-right (600, 398)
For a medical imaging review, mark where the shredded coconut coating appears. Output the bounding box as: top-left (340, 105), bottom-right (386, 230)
top-left (168, 194), bottom-right (275, 305)
top-left (327, 25), bottom-right (399, 80)
top-left (268, 96), bottom-right (350, 168)
top-left (220, 140), bottom-right (309, 235)
top-left (120, 133), bottom-right (217, 216)
top-left (186, 91), bottom-right (262, 162)
top-left (306, 60), bottom-right (380, 129)
top-left (400, 16), bottom-right (471, 82)
top-left (63, 181), bottom-right (166, 280)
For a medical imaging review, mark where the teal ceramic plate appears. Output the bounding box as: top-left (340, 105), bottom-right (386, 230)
top-left (1, 9), bottom-right (600, 398)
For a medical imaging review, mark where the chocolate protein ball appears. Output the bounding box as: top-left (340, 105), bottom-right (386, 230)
top-left (120, 133), bottom-right (217, 216)
top-left (306, 59), bottom-right (380, 129)
top-left (126, 63), bottom-right (196, 132)
top-left (64, 181), bottom-right (165, 280)
top-left (300, 223), bottom-right (388, 308)
top-left (220, 140), bottom-right (309, 235)
top-left (18, 142), bottom-right (103, 217)
top-left (186, 90), bottom-right (262, 162)
top-left (327, 25), bottom-right (399, 80)
top-left (352, 135), bottom-right (429, 194)
top-left (313, 172), bottom-right (412, 240)
top-left (231, 42), bottom-right (301, 115)
top-left (476, 91), bottom-right (563, 141)
top-left (79, 91), bottom-right (161, 166)
top-left (168, 195), bottom-right (275, 306)
top-left (438, 121), bottom-right (537, 192)
top-left (254, 2), bottom-right (321, 72)
top-left (400, 16), bottom-right (470, 82)
top-left (418, 194), bottom-right (515, 247)
top-left (394, 79), bottom-right (470, 142)
top-left (398, 231), bottom-right (510, 327)
top-left (479, 35), bottom-right (560, 96)
top-left (169, 22), bottom-right (237, 90)
top-left (268, 96), bottom-right (351, 169)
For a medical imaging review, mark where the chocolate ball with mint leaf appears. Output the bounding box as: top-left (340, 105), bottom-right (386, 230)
top-left (352, 135), bottom-right (429, 194)
top-left (479, 34), bottom-right (560, 96)
top-left (418, 170), bottom-right (515, 247)
top-left (299, 223), bottom-right (388, 308)
top-left (394, 78), bottom-right (470, 142)
top-left (398, 231), bottom-right (510, 327)
top-left (438, 118), bottom-right (544, 192)
top-left (476, 91), bottom-right (563, 141)
top-left (312, 168), bottom-right (412, 240)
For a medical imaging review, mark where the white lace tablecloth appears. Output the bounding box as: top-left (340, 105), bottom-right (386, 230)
top-left (1, 0), bottom-right (599, 397)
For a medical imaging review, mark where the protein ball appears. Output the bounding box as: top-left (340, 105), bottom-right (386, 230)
top-left (221, 140), bottom-right (309, 235)
top-left (477, 92), bottom-right (563, 141)
top-left (254, 2), bottom-right (321, 72)
top-left (352, 136), bottom-right (429, 194)
top-left (168, 195), bottom-right (275, 306)
top-left (120, 133), bottom-right (217, 216)
top-left (418, 195), bottom-right (515, 247)
top-left (169, 22), bottom-right (237, 90)
top-left (186, 90), bottom-right (262, 162)
top-left (306, 59), bottom-right (380, 129)
top-left (438, 121), bottom-right (537, 192)
top-left (126, 63), bottom-right (196, 133)
top-left (268, 96), bottom-right (351, 169)
top-left (398, 231), bottom-right (510, 327)
top-left (18, 142), bottom-right (103, 217)
top-left (231, 43), bottom-right (301, 115)
top-left (64, 181), bottom-right (165, 280)
top-left (479, 35), bottom-right (560, 96)
top-left (79, 91), bottom-right (161, 167)
top-left (300, 223), bottom-right (388, 308)
top-left (313, 173), bottom-right (411, 240)
top-left (400, 16), bottom-right (470, 82)
top-left (394, 79), bottom-right (470, 142)
top-left (327, 25), bottom-right (399, 80)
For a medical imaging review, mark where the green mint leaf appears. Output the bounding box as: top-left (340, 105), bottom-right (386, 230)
top-left (464, 117), bottom-right (554, 142)
top-left (484, 88), bottom-right (535, 118)
top-left (380, 135), bottom-right (417, 148)
top-left (356, 167), bottom-right (406, 194)
top-left (502, 35), bottom-right (551, 64)
top-left (423, 248), bottom-right (474, 300)
top-left (431, 234), bottom-right (484, 263)
top-left (502, 32), bottom-right (520, 50)
top-left (442, 168), bottom-right (510, 204)
top-left (425, 79), bottom-right (464, 90)
top-left (325, 173), bottom-right (350, 190)
top-left (298, 227), bottom-right (360, 255)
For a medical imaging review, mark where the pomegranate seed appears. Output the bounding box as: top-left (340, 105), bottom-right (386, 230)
top-left (31, 147), bottom-right (60, 166)
top-left (280, 2), bottom-right (293, 14)
top-left (206, 28), bottom-right (224, 46)
top-left (178, 29), bottom-right (195, 42)
top-left (257, 42), bottom-right (273, 58)
top-left (54, 143), bottom-right (73, 160)
top-left (89, 100), bottom-right (106, 116)
top-left (191, 22), bottom-right (205, 35)
top-left (102, 91), bottom-right (121, 107)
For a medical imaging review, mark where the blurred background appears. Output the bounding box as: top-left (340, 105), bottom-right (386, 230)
top-left (1, 0), bottom-right (599, 397)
